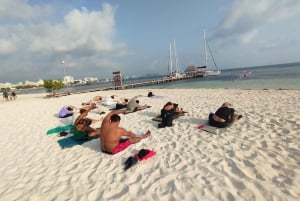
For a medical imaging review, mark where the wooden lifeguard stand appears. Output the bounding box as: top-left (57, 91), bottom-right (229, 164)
top-left (112, 71), bottom-right (123, 89)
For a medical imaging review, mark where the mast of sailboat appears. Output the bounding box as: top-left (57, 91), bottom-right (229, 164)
top-left (206, 35), bottom-right (219, 71)
top-left (173, 40), bottom-right (178, 73)
top-left (168, 42), bottom-right (173, 76)
top-left (203, 30), bottom-right (208, 68)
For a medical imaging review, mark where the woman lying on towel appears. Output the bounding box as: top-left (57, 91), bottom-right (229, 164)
top-left (159, 102), bottom-right (185, 128)
top-left (208, 102), bottom-right (242, 128)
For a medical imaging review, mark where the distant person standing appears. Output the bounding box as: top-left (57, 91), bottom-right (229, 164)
top-left (3, 91), bottom-right (9, 101)
top-left (11, 91), bottom-right (17, 100)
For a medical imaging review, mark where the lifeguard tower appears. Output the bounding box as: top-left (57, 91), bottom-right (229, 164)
top-left (112, 71), bottom-right (123, 89)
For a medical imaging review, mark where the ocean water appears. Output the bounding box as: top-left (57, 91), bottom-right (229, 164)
top-left (16, 62), bottom-right (300, 95)
top-left (141, 63), bottom-right (300, 90)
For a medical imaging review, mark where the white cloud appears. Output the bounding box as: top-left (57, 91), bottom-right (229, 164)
top-left (0, 39), bottom-right (16, 55)
top-left (0, 0), bottom-right (52, 20)
top-left (29, 3), bottom-right (118, 53)
top-left (0, 1), bottom-right (131, 82)
top-left (213, 0), bottom-right (300, 44)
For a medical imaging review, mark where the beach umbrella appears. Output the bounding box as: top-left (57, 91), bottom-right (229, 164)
top-left (184, 65), bottom-right (199, 72)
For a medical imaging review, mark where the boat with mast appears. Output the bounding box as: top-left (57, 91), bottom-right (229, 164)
top-left (202, 30), bottom-right (221, 76)
top-left (164, 40), bottom-right (184, 79)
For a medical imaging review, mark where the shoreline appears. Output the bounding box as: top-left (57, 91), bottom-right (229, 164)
top-left (1, 88), bottom-right (299, 201)
top-left (1, 87), bottom-right (300, 104)
top-left (6, 86), bottom-right (300, 100)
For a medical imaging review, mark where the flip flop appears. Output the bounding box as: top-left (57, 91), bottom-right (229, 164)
top-left (135, 149), bottom-right (156, 161)
top-left (124, 156), bottom-right (138, 170)
top-left (197, 124), bottom-right (205, 129)
top-left (57, 131), bottom-right (68, 137)
top-left (123, 149), bottom-right (156, 171)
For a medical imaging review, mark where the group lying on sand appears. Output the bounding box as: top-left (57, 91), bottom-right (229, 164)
top-left (57, 93), bottom-right (242, 155)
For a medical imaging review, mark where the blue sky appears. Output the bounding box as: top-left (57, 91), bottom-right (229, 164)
top-left (1, 0), bottom-right (300, 83)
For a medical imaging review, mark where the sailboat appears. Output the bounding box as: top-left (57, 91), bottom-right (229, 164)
top-left (164, 40), bottom-right (184, 79)
top-left (202, 31), bottom-right (221, 76)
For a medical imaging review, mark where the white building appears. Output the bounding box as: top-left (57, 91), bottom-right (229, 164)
top-left (63, 76), bottom-right (74, 84)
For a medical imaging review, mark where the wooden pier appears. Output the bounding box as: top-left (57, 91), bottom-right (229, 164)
top-left (54, 74), bottom-right (203, 97)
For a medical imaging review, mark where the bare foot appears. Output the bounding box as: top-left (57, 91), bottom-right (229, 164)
top-left (142, 130), bottom-right (151, 138)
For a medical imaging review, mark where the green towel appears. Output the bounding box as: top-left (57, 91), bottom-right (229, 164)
top-left (46, 124), bottom-right (74, 135)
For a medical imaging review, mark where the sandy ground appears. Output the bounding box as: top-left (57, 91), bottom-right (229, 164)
top-left (0, 88), bottom-right (299, 201)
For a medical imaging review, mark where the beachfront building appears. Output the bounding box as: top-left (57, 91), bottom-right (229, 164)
top-left (0, 82), bottom-right (13, 89)
top-left (63, 76), bottom-right (74, 84)
top-left (82, 77), bottom-right (98, 84)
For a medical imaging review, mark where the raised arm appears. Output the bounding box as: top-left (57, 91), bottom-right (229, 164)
top-left (102, 109), bottom-right (130, 124)
top-left (74, 104), bottom-right (96, 125)
top-left (69, 105), bottom-right (78, 110)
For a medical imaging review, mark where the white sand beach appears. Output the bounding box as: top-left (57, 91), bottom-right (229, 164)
top-left (0, 88), bottom-right (299, 201)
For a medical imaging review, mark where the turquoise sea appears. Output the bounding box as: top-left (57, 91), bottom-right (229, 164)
top-left (16, 62), bottom-right (300, 95)
top-left (148, 63), bottom-right (300, 90)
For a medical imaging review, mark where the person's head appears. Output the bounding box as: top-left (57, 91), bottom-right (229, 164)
top-left (164, 102), bottom-right (173, 107)
top-left (110, 114), bottom-right (121, 123)
top-left (80, 108), bottom-right (86, 114)
top-left (66, 107), bottom-right (73, 111)
top-left (222, 102), bottom-right (233, 108)
top-left (148, 92), bottom-right (154, 97)
top-left (83, 118), bottom-right (92, 126)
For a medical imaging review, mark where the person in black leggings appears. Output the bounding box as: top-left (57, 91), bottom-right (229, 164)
top-left (208, 102), bottom-right (242, 128)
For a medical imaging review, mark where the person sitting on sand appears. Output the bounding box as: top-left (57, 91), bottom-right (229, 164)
top-left (158, 102), bottom-right (184, 128)
top-left (126, 95), bottom-right (149, 112)
top-left (72, 103), bottom-right (102, 140)
top-left (208, 102), bottom-right (242, 128)
top-left (100, 110), bottom-right (151, 154)
top-left (58, 105), bottom-right (78, 118)
top-left (11, 91), bottom-right (17, 100)
top-left (3, 90), bottom-right (9, 101)
top-left (147, 91), bottom-right (155, 97)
